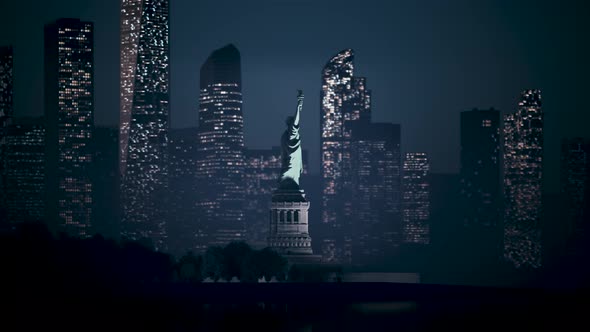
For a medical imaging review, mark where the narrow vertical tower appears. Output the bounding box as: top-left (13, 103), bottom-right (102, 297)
top-left (0, 45), bottom-right (14, 220)
top-left (268, 91), bottom-right (316, 259)
top-left (196, 44), bottom-right (245, 247)
top-left (44, 19), bottom-right (94, 237)
top-left (119, 0), bottom-right (170, 250)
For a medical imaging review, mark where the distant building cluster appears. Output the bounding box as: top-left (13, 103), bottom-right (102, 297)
top-left (2, 1), bottom-right (589, 274)
top-left (320, 49), bottom-right (401, 265)
top-left (2, 119), bottom-right (45, 224)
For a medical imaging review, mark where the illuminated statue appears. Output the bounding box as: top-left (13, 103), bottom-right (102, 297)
top-left (279, 90), bottom-right (304, 189)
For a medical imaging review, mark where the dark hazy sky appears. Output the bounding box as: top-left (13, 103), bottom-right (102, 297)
top-left (0, 0), bottom-right (588, 191)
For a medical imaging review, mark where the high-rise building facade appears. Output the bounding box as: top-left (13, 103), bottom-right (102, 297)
top-left (2, 118), bottom-right (45, 224)
top-left (320, 49), bottom-right (372, 263)
top-left (0, 45), bottom-right (14, 222)
top-left (244, 147), bottom-right (308, 248)
top-left (44, 19), bottom-right (94, 237)
top-left (459, 108), bottom-right (501, 261)
top-left (168, 128), bottom-right (203, 256)
top-left (0, 45), bottom-right (13, 130)
top-left (119, 0), bottom-right (170, 250)
top-left (503, 89), bottom-right (543, 268)
top-left (560, 138), bottom-right (590, 260)
top-left (402, 152), bottom-right (430, 244)
top-left (93, 127), bottom-right (120, 239)
top-left (196, 44), bottom-right (245, 247)
top-left (349, 122), bottom-right (401, 265)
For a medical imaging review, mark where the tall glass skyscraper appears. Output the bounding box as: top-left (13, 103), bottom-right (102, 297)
top-left (44, 18), bottom-right (95, 237)
top-left (402, 153), bottom-right (430, 245)
top-left (0, 45), bottom-right (14, 221)
top-left (320, 49), bottom-right (372, 263)
top-left (0, 45), bottom-right (13, 130)
top-left (459, 108), bottom-right (501, 261)
top-left (119, 0), bottom-right (170, 250)
top-left (196, 44), bottom-right (245, 247)
top-left (503, 89), bottom-right (543, 268)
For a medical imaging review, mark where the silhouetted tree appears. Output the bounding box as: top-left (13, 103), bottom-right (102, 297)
top-left (222, 241), bottom-right (253, 280)
top-left (176, 251), bottom-right (203, 283)
top-left (202, 246), bottom-right (225, 281)
top-left (251, 247), bottom-right (288, 281)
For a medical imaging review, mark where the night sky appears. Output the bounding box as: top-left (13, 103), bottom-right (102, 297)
top-left (0, 0), bottom-right (587, 191)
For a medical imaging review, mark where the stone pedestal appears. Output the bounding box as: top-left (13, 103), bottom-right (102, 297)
top-left (268, 188), bottom-right (314, 255)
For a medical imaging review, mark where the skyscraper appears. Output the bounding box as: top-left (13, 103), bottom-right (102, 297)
top-left (503, 89), bottom-right (543, 268)
top-left (402, 152), bottom-right (430, 245)
top-left (2, 118), bottom-right (45, 224)
top-left (459, 108), bottom-right (501, 261)
top-left (320, 49), bottom-right (372, 263)
top-left (119, 0), bottom-right (170, 250)
top-left (93, 127), bottom-right (120, 239)
top-left (349, 122), bottom-right (401, 265)
top-left (244, 147), bottom-right (308, 248)
top-left (168, 127), bottom-right (202, 256)
top-left (560, 138), bottom-right (590, 260)
top-left (44, 18), bottom-right (94, 237)
top-left (0, 45), bottom-right (14, 222)
top-left (196, 44), bottom-right (245, 247)
top-left (0, 45), bottom-right (13, 130)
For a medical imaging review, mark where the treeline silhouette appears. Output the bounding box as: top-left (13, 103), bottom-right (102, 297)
top-left (0, 221), bottom-right (290, 290)
top-left (0, 221), bottom-right (299, 331)
top-left (1, 222), bottom-right (585, 331)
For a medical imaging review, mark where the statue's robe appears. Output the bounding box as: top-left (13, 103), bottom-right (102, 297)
top-left (279, 121), bottom-right (303, 189)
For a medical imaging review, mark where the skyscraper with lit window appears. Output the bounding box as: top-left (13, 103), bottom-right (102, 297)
top-left (459, 108), bottom-right (501, 261)
top-left (402, 152), bottom-right (430, 244)
top-left (503, 89), bottom-right (543, 268)
top-left (320, 49), bottom-right (372, 263)
top-left (196, 44), bottom-right (245, 247)
top-left (3, 118), bottom-right (45, 224)
top-left (119, 0), bottom-right (170, 250)
top-left (349, 122), bottom-right (401, 265)
top-left (44, 18), bottom-right (94, 237)
top-left (0, 45), bottom-right (13, 130)
top-left (0, 45), bottom-right (14, 222)
top-left (560, 138), bottom-right (590, 260)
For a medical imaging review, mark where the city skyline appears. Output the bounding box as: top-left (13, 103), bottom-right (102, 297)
top-left (0, 0), bottom-right (586, 193)
top-left (1, 2), bottom-right (589, 328)
top-left (0, 0), bottom-right (587, 273)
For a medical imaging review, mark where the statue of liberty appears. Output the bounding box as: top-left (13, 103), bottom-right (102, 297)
top-left (278, 90), bottom-right (304, 190)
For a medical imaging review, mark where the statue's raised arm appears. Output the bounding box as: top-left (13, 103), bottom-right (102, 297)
top-left (278, 90), bottom-right (305, 189)
top-left (294, 90), bottom-right (303, 126)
